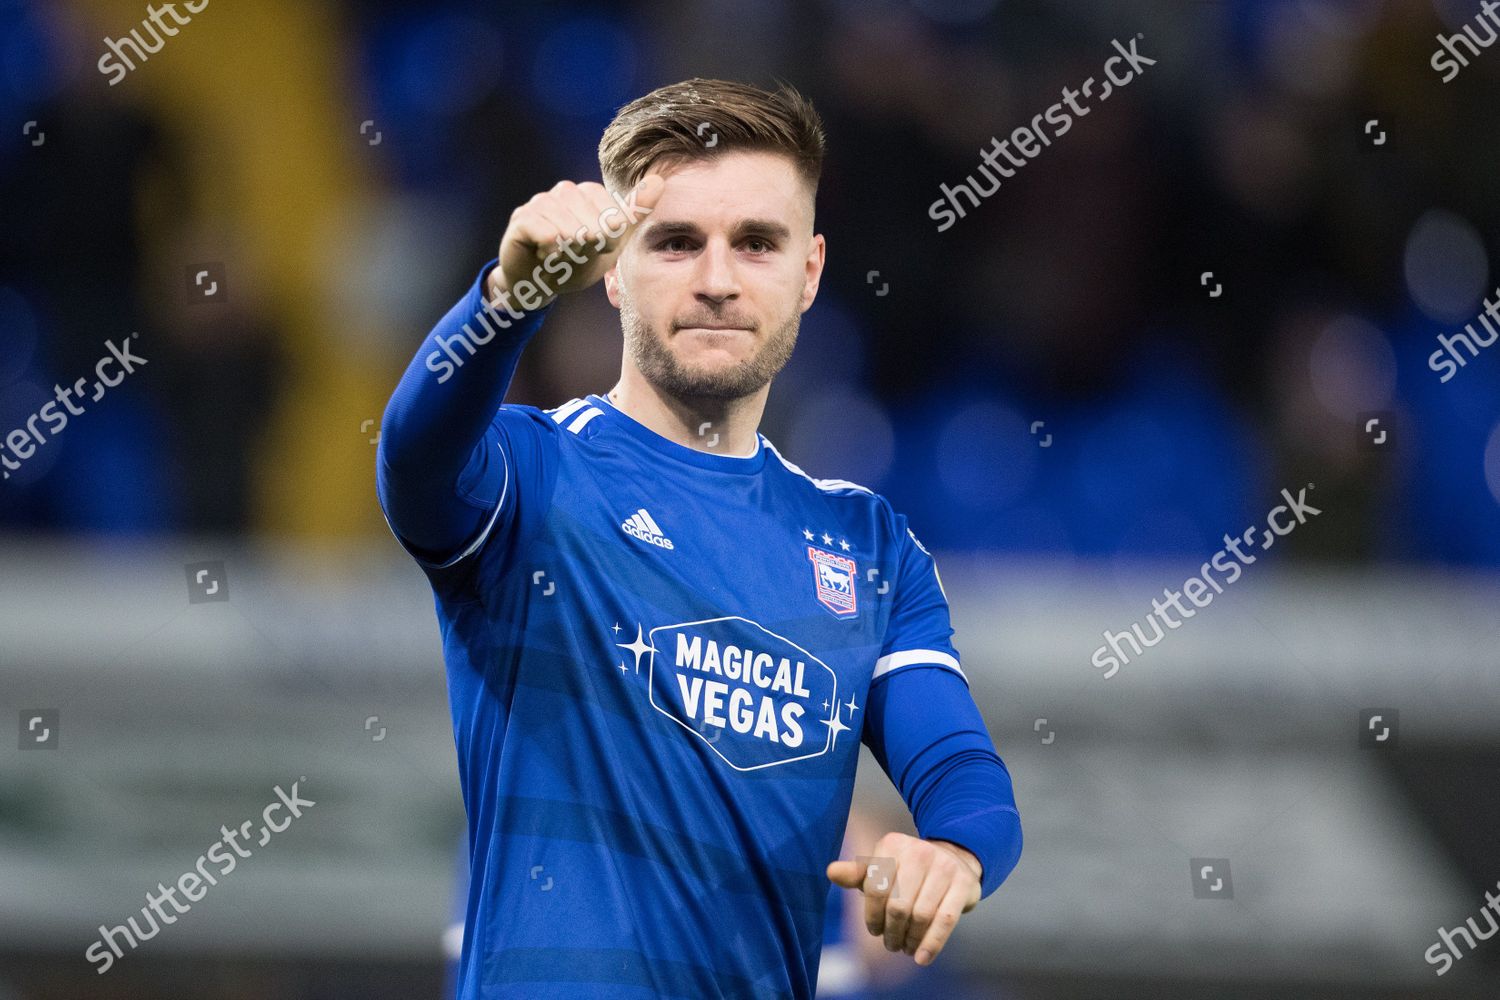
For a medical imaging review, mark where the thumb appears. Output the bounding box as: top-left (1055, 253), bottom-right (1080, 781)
top-left (628, 173), bottom-right (666, 215)
top-left (594, 175), bottom-right (665, 259)
top-left (826, 859), bottom-right (865, 890)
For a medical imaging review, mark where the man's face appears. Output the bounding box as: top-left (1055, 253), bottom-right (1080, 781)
top-left (605, 150), bottom-right (825, 401)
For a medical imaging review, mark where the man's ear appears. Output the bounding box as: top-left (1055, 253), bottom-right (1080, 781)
top-left (604, 267), bottom-right (623, 308)
top-left (800, 232), bottom-right (826, 314)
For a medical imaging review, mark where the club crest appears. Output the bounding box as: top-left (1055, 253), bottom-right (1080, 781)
top-left (807, 546), bottom-right (857, 618)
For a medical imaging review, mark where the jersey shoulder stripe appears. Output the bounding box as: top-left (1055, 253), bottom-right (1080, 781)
top-left (546, 397), bottom-right (589, 423)
top-left (760, 438), bottom-right (875, 496)
top-left (544, 397), bottom-right (605, 435)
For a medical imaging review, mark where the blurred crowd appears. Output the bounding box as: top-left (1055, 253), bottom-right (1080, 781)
top-left (3, 0), bottom-right (1498, 564)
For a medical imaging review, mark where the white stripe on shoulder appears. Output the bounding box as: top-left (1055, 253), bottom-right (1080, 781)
top-left (906, 527), bottom-right (933, 557)
top-left (566, 406), bottom-right (604, 434)
top-left (908, 528), bottom-right (949, 600)
top-left (761, 438), bottom-right (873, 494)
top-left (872, 648), bottom-right (966, 682)
top-left (548, 397), bottom-right (589, 424)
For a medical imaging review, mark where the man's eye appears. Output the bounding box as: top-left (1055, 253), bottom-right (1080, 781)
top-left (660, 237), bottom-right (693, 253)
top-left (744, 239), bottom-right (773, 254)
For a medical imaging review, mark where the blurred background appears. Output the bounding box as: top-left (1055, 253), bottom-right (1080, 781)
top-left (3, 0), bottom-right (1499, 996)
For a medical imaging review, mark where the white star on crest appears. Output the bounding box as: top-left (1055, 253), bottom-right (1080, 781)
top-left (615, 624), bottom-right (655, 674)
top-left (802, 528), bottom-right (814, 540)
top-left (839, 538), bottom-right (851, 551)
top-left (821, 532), bottom-right (833, 545)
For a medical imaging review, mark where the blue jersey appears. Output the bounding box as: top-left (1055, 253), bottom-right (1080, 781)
top-left (378, 265), bottom-right (1021, 999)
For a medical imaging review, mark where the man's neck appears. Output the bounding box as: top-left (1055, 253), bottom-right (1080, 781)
top-left (605, 378), bottom-right (766, 458)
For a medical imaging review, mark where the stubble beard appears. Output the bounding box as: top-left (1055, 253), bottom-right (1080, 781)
top-left (619, 296), bottom-right (801, 403)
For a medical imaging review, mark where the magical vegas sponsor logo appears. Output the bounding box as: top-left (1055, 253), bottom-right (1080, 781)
top-left (673, 631), bottom-right (811, 747)
top-left (643, 616), bottom-right (847, 771)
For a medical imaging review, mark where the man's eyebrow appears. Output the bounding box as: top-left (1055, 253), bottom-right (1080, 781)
top-left (640, 220), bottom-right (703, 242)
top-left (732, 219), bottom-right (792, 242)
top-left (639, 219), bottom-right (793, 243)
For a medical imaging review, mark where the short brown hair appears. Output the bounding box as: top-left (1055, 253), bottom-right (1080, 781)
top-left (598, 78), bottom-right (825, 195)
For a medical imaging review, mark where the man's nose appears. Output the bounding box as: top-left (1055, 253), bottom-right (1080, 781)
top-left (694, 239), bottom-right (740, 303)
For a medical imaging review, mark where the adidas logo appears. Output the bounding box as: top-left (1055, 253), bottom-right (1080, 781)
top-left (622, 508), bottom-right (674, 550)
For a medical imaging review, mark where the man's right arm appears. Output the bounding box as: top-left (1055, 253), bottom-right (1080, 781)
top-left (376, 263), bottom-right (553, 566)
top-left (376, 176), bottom-right (664, 567)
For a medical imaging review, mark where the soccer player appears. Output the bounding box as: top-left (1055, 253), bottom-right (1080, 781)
top-left (378, 78), bottom-right (1022, 999)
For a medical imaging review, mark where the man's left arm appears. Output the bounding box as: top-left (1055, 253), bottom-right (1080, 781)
top-left (826, 516), bottom-right (1022, 966)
